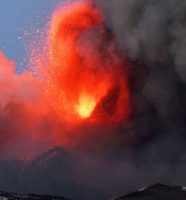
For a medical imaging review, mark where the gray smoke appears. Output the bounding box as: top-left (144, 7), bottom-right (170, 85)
top-left (95, 0), bottom-right (186, 126)
top-left (97, 0), bottom-right (186, 79)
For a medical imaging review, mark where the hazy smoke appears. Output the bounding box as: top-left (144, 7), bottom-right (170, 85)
top-left (96, 0), bottom-right (186, 122)
top-left (97, 0), bottom-right (186, 79)
top-left (0, 50), bottom-right (56, 159)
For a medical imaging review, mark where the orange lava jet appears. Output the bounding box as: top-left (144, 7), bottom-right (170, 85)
top-left (44, 1), bottom-right (132, 124)
top-left (76, 96), bottom-right (96, 118)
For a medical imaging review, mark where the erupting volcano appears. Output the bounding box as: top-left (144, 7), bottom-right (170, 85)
top-left (37, 1), bottom-right (132, 124)
top-left (0, 0), bottom-right (133, 160)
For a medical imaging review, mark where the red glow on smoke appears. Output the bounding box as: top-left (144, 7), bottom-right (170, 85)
top-left (44, 1), bottom-right (132, 124)
top-left (0, 1), bottom-right (133, 159)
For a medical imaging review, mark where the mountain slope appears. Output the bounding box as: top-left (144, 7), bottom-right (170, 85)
top-left (114, 183), bottom-right (186, 200)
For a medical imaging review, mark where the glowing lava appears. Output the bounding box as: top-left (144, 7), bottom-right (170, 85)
top-left (39, 1), bottom-right (132, 124)
top-left (76, 95), bottom-right (96, 118)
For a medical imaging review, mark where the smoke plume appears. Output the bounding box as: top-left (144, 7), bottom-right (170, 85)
top-left (96, 0), bottom-right (186, 121)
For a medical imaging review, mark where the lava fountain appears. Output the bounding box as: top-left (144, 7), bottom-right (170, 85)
top-left (38, 1), bottom-right (132, 124)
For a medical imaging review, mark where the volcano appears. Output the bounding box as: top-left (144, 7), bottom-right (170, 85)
top-left (0, 0), bottom-right (186, 200)
top-left (21, 147), bottom-right (77, 199)
top-left (1, 148), bottom-right (186, 200)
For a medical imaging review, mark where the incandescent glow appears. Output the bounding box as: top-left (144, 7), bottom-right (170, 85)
top-left (76, 95), bottom-right (96, 118)
top-left (0, 0), bottom-right (133, 159)
top-left (34, 1), bottom-right (132, 124)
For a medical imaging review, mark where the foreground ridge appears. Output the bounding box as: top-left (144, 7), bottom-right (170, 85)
top-left (0, 191), bottom-right (71, 200)
top-left (113, 183), bottom-right (186, 200)
top-left (1, 183), bottom-right (186, 200)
